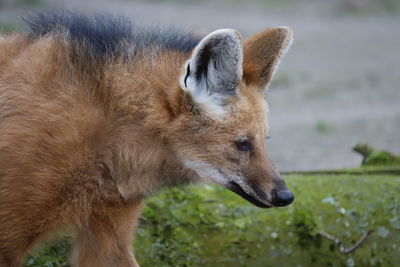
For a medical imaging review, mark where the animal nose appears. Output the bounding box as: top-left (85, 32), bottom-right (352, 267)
top-left (272, 189), bottom-right (294, 207)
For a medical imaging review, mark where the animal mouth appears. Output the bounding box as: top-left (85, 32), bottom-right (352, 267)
top-left (227, 181), bottom-right (271, 208)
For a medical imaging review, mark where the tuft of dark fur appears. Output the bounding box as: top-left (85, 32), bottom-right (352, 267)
top-left (24, 12), bottom-right (201, 61)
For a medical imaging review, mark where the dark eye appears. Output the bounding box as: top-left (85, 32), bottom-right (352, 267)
top-left (235, 139), bottom-right (252, 152)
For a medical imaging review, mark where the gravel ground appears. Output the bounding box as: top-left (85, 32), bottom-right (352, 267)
top-left (1, 0), bottom-right (399, 171)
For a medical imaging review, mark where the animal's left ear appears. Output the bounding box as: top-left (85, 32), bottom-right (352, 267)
top-left (181, 29), bottom-right (243, 115)
top-left (243, 27), bottom-right (293, 89)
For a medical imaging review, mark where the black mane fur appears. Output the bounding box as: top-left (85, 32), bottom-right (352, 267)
top-left (24, 12), bottom-right (201, 60)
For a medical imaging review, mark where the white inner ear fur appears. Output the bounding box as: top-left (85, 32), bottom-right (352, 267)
top-left (180, 29), bottom-right (243, 118)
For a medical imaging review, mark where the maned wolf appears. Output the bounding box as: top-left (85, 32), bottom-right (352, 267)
top-left (0, 13), bottom-right (294, 267)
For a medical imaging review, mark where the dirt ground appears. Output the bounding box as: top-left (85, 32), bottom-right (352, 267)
top-left (1, 0), bottom-right (399, 171)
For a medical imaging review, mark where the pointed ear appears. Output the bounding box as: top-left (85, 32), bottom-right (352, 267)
top-left (243, 27), bottom-right (293, 89)
top-left (181, 29), bottom-right (243, 115)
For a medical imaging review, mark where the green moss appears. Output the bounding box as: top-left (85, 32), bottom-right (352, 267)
top-left (353, 143), bottom-right (400, 166)
top-left (24, 238), bottom-right (71, 267)
top-left (24, 169), bottom-right (400, 266)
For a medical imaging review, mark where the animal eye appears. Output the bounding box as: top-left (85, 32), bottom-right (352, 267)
top-left (235, 139), bottom-right (252, 152)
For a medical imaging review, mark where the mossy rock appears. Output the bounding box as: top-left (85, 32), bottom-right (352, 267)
top-left (353, 143), bottom-right (400, 166)
top-left (24, 170), bottom-right (400, 267)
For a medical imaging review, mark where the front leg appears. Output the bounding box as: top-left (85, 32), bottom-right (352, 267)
top-left (73, 201), bottom-right (142, 267)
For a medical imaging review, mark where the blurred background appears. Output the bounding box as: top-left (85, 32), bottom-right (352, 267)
top-left (1, 0), bottom-right (399, 171)
top-left (1, 1), bottom-right (399, 267)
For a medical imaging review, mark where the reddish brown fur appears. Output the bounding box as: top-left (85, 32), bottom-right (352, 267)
top-left (0, 25), bottom-right (292, 266)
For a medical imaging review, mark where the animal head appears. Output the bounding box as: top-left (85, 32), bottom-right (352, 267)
top-left (167, 27), bottom-right (294, 208)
